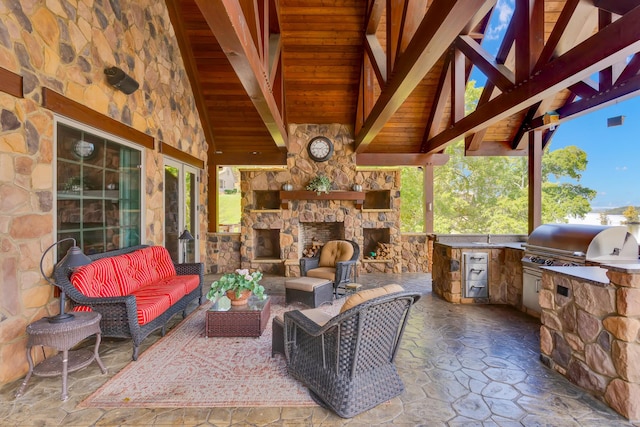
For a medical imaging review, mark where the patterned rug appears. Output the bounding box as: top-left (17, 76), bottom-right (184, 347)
top-left (81, 296), bottom-right (342, 408)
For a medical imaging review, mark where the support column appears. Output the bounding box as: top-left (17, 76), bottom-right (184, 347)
top-left (528, 130), bottom-right (542, 233)
top-left (424, 164), bottom-right (434, 233)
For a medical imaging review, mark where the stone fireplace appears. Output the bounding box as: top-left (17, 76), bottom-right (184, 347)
top-left (239, 124), bottom-right (402, 276)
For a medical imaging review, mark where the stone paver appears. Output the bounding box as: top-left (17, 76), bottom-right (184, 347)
top-left (1, 273), bottom-right (638, 426)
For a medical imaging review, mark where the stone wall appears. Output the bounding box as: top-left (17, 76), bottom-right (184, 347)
top-left (239, 124), bottom-right (404, 276)
top-left (540, 266), bottom-right (640, 420)
top-left (0, 1), bottom-right (207, 385)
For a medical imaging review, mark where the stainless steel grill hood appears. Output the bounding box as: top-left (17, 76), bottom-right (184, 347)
top-left (526, 224), bottom-right (639, 262)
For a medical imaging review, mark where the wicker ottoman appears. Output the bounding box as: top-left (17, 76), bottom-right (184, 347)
top-left (285, 277), bottom-right (333, 308)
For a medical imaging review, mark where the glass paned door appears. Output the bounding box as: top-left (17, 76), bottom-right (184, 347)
top-left (164, 160), bottom-right (198, 263)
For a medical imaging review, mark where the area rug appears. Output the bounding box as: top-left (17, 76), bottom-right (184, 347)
top-left (81, 296), bottom-right (342, 408)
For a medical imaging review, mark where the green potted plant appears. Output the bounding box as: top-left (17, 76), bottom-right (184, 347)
top-left (207, 269), bottom-right (266, 305)
top-left (306, 174), bottom-right (332, 195)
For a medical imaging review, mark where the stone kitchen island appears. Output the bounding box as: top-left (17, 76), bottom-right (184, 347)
top-left (431, 234), bottom-right (526, 308)
top-left (539, 263), bottom-right (640, 421)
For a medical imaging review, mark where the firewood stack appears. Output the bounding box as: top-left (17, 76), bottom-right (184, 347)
top-left (374, 242), bottom-right (393, 260)
top-left (303, 238), bottom-right (323, 258)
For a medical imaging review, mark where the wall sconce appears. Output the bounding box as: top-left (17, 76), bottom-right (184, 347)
top-left (178, 229), bottom-right (195, 263)
top-left (39, 238), bottom-right (92, 323)
top-left (104, 66), bottom-right (139, 94)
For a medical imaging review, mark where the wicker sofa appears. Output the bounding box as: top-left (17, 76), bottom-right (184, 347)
top-left (54, 245), bottom-right (204, 360)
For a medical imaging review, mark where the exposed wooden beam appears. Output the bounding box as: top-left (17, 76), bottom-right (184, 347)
top-left (194, 0), bottom-right (288, 149)
top-left (211, 150), bottom-right (286, 166)
top-left (159, 141), bottom-right (205, 169)
top-left (165, 0), bottom-right (217, 151)
top-left (568, 79), bottom-right (598, 99)
top-left (0, 67), bottom-right (23, 98)
top-left (616, 53), bottom-right (640, 83)
top-left (511, 0), bottom-right (592, 149)
top-left (593, 0), bottom-right (639, 15)
top-left (425, 6), bottom-right (640, 154)
top-left (421, 52), bottom-right (453, 148)
top-left (365, 34), bottom-right (387, 86)
top-left (466, 141), bottom-right (527, 156)
top-left (365, 0), bottom-right (385, 34)
top-left (451, 48), bottom-right (466, 124)
top-left (356, 153), bottom-right (449, 166)
top-left (514, 0), bottom-right (544, 83)
top-left (456, 35), bottom-right (514, 92)
top-left (530, 73), bottom-right (640, 128)
top-left (42, 88), bottom-right (154, 150)
top-left (463, 7), bottom-right (516, 151)
top-left (355, 0), bottom-right (497, 152)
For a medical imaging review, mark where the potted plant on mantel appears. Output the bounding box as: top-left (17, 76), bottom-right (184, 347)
top-left (207, 269), bottom-right (266, 306)
top-left (306, 174), bottom-right (332, 195)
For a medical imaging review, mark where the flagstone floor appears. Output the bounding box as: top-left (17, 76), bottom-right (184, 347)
top-left (1, 273), bottom-right (638, 426)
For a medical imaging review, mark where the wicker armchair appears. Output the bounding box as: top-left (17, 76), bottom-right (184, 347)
top-left (284, 286), bottom-right (421, 418)
top-left (299, 239), bottom-right (359, 296)
top-left (54, 245), bottom-right (204, 360)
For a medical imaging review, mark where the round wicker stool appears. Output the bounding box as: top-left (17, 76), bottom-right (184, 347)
top-left (15, 311), bottom-right (107, 401)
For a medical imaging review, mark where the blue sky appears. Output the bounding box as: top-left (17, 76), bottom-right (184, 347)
top-left (474, 0), bottom-right (640, 209)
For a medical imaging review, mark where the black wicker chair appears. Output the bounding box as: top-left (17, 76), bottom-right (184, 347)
top-left (54, 245), bottom-right (204, 360)
top-left (299, 239), bottom-right (359, 296)
top-left (284, 289), bottom-right (421, 418)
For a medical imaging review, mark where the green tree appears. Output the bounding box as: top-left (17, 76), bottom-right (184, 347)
top-left (623, 206), bottom-right (639, 223)
top-left (400, 167), bottom-right (424, 232)
top-left (399, 80), bottom-right (596, 234)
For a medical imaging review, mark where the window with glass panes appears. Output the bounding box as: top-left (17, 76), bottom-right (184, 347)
top-left (56, 120), bottom-right (142, 258)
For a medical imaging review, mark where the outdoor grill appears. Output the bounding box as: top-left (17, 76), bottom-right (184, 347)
top-left (521, 224), bottom-right (639, 313)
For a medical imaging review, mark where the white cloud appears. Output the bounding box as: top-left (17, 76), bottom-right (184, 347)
top-left (486, 0), bottom-right (515, 41)
top-left (615, 166), bottom-right (628, 171)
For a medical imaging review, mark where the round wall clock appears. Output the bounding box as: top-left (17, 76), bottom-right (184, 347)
top-left (307, 136), bottom-right (334, 162)
top-left (73, 140), bottom-right (96, 159)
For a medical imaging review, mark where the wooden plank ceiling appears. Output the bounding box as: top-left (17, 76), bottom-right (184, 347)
top-left (166, 0), bottom-right (640, 166)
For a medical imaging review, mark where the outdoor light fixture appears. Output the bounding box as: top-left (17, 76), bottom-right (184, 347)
top-left (178, 229), bottom-right (195, 263)
top-left (104, 66), bottom-right (139, 94)
top-left (39, 238), bottom-right (92, 323)
top-left (607, 115), bottom-right (625, 127)
top-left (543, 111), bottom-right (560, 126)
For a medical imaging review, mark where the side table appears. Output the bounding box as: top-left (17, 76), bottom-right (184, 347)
top-left (15, 311), bottom-right (107, 401)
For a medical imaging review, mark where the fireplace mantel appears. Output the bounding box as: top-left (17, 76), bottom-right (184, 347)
top-left (279, 190), bottom-right (365, 209)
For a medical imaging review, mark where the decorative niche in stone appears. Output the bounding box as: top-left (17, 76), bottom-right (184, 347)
top-left (363, 228), bottom-right (391, 260)
top-left (363, 190), bottom-right (391, 210)
top-left (253, 190), bottom-right (280, 211)
top-left (253, 229), bottom-right (281, 259)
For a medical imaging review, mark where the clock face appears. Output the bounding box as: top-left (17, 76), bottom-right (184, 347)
top-left (307, 136), bottom-right (334, 162)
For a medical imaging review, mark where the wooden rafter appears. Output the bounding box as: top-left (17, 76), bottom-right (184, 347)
top-left (510, 0), bottom-right (597, 149)
top-left (425, 5), bottom-right (640, 154)
top-left (194, 0), bottom-right (288, 149)
top-left (355, 0), bottom-right (497, 152)
top-left (421, 51), bottom-right (453, 147)
top-left (356, 153), bottom-right (449, 166)
top-left (530, 73), bottom-right (640, 129)
top-left (456, 36), bottom-right (515, 92)
top-left (593, 0), bottom-right (639, 15)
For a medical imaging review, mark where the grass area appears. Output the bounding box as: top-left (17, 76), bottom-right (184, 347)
top-left (218, 192), bottom-right (241, 229)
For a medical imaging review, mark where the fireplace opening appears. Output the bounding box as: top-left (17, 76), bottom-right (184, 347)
top-left (300, 222), bottom-right (345, 257)
top-left (254, 229), bottom-right (280, 259)
top-left (363, 228), bottom-right (391, 259)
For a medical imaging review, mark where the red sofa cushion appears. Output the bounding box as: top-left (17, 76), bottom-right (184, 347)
top-left (70, 247), bottom-right (195, 325)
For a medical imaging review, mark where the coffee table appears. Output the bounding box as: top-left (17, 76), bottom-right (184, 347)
top-left (206, 295), bottom-right (271, 337)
